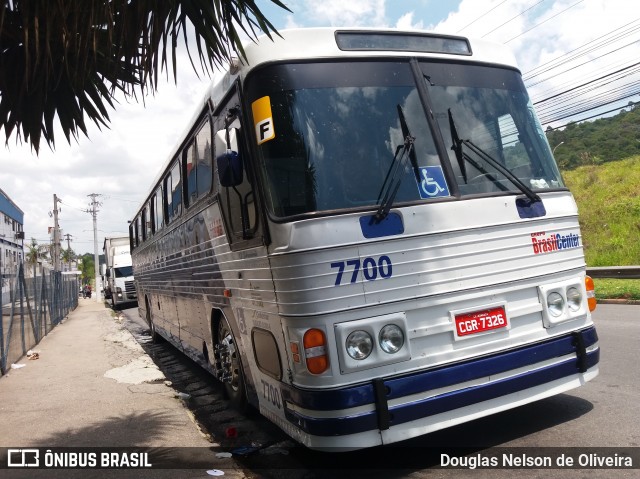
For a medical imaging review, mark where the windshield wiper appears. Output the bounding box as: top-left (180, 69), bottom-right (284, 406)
top-left (373, 105), bottom-right (418, 224)
top-left (447, 109), bottom-right (540, 203)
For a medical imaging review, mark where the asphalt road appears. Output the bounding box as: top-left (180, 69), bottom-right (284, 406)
top-left (123, 303), bottom-right (639, 479)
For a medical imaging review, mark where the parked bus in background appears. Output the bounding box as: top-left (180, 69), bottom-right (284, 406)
top-left (129, 28), bottom-right (599, 450)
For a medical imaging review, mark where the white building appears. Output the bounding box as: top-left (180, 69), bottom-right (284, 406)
top-left (0, 188), bottom-right (24, 286)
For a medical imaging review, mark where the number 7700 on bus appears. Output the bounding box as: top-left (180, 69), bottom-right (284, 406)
top-left (129, 28), bottom-right (599, 450)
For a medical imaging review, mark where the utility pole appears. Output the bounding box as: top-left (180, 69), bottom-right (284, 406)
top-left (52, 194), bottom-right (62, 272)
top-left (87, 193), bottom-right (102, 303)
top-left (63, 233), bottom-right (73, 271)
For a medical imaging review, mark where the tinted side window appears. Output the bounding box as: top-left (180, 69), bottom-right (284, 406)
top-left (141, 207), bottom-right (148, 241)
top-left (152, 187), bottom-right (163, 233)
top-left (165, 161), bottom-right (182, 223)
top-left (144, 203), bottom-right (152, 239)
top-left (186, 118), bottom-right (213, 206)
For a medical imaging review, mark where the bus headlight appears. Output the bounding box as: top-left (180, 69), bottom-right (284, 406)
top-left (547, 292), bottom-right (564, 317)
top-left (334, 313), bottom-right (410, 373)
top-left (379, 324), bottom-right (404, 354)
top-left (539, 279), bottom-right (588, 328)
top-left (346, 330), bottom-right (373, 360)
top-left (566, 287), bottom-right (582, 312)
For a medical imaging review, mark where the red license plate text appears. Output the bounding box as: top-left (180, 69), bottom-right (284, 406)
top-left (455, 306), bottom-right (507, 337)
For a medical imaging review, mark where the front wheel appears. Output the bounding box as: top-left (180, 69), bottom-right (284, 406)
top-left (217, 317), bottom-right (247, 411)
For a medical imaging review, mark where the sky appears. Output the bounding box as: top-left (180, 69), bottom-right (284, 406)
top-left (1, 0), bottom-right (638, 256)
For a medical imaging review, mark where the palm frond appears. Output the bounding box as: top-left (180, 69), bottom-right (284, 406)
top-left (0, 0), bottom-right (290, 153)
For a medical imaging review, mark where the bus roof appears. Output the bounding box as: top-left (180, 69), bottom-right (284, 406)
top-left (242, 28), bottom-right (518, 71)
top-left (204, 28), bottom-right (519, 115)
top-left (132, 28), bottom-right (519, 219)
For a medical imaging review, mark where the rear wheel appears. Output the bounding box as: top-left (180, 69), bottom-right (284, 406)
top-left (217, 317), bottom-right (247, 411)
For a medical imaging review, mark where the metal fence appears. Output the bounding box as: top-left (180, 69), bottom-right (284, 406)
top-left (586, 266), bottom-right (640, 279)
top-left (0, 262), bottom-right (79, 376)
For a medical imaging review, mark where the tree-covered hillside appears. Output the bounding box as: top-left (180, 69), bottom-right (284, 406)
top-left (545, 104), bottom-right (640, 170)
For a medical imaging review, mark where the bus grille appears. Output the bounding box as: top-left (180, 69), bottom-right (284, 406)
top-left (125, 281), bottom-right (136, 296)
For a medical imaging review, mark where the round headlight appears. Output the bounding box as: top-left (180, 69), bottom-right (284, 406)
top-left (567, 287), bottom-right (582, 312)
top-left (547, 292), bottom-right (564, 317)
top-left (379, 324), bottom-right (404, 354)
top-left (346, 330), bottom-right (373, 360)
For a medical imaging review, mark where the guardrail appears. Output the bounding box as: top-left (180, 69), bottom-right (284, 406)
top-left (586, 266), bottom-right (640, 279)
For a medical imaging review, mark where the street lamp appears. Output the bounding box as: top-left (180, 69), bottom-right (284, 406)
top-left (552, 141), bottom-right (565, 155)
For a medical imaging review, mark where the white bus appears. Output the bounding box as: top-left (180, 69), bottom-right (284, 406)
top-left (130, 28), bottom-right (599, 450)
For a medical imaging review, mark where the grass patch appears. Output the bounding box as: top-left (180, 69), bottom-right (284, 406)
top-left (562, 156), bottom-right (640, 266)
top-left (593, 278), bottom-right (640, 301)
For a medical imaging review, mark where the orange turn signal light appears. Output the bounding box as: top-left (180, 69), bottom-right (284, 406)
top-left (585, 276), bottom-right (596, 312)
top-left (303, 329), bottom-right (329, 375)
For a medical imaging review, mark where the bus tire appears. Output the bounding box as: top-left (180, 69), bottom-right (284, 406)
top-left (217, 316), bottom-right (248, 412)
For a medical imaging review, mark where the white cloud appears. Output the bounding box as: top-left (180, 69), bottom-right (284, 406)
top-left (395, 12), bottom-right (425, 30)
top-left (0, 51), bottom-right (212, 251)
top-left (298, 0), bottom-right (387, 27)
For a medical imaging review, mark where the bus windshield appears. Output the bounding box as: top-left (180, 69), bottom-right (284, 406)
top-left (245, 60), bottom-right (563, 219)
top-left (114, 266), bottom-right (133, 278)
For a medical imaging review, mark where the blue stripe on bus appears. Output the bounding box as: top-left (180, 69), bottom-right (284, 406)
top-left (282, 327), bottom-right (598, 436)
top-left (284, 348), bottom-right (599, 436)
top-left (281, 326), bottom-right (598, 412)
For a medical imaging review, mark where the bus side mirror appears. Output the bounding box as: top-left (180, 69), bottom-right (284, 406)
top-left (217, 150), bottom-right (243, 187)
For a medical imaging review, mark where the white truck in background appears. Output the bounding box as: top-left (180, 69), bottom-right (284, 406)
top-left (103, 236), bottom-right (137, 310)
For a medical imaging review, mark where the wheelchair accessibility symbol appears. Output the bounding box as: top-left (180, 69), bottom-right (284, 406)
top-left (417, 166), bottom-right (450, 199)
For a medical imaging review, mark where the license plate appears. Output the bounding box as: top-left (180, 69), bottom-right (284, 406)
top-left (455, 306), bottom-right (507, 337)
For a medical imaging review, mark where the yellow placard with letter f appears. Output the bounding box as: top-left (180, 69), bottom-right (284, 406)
top-left (252, 96), bottom-right (275, 145)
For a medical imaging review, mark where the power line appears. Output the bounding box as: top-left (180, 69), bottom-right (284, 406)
top-left (456, 0), bottom-right (510, 33)
top-left (533, 61), bottom-right (640, 105)
top-left (523, 18), bottom-right (640, 80)
top-left (525, 39), bottom-right (640, 88)
top-left (481, 0), bottom-right (548, 38)
top-left (504, 0), bottom-right (585, 44)
top-left (543, 101), bottom-right (640, 130)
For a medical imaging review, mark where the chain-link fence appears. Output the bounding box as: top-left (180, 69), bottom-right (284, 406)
top-left (0, 262), bottom-right (79, 375)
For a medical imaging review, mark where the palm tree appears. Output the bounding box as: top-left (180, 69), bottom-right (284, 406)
top-left (0, 0), bottom-right (289, 152)
top-left (25, 238), bottom-right (49, 277)
top-left (61, 248), bottom-right (77, 272)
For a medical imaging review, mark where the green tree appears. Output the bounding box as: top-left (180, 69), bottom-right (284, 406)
top-left (78, 253), bottom-right (95, 285)
top-left (0, 0), bottom-right (289, 152)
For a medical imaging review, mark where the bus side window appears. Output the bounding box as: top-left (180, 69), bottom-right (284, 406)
top-left (152, 187), bottom-right (163, 233)
top-left (185, 141), bottom-right (197, 206)
top-left (145, 202), bottom-right (153, 239)
top-left (134, 216), bottom-right (141, 247)
top-left (165, 161), bottom-right (182, 223)
top-left (129, 223), bottom-right (135, 251)
top-left (185, 117), bottom-right (213, 208)
top-left (141, 207), bottom-right (148, 242)
top-left (196, 118), bottom-right (214, 196)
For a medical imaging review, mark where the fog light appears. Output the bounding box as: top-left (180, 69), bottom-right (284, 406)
top-left (379, 324), bottom-right (404, 354)
top-left (566, 287), bottom-right (582, 312)
top-left (547, 292), bottom-right (564, 317)
top-left (346, 330), bottom-right (373, 360)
